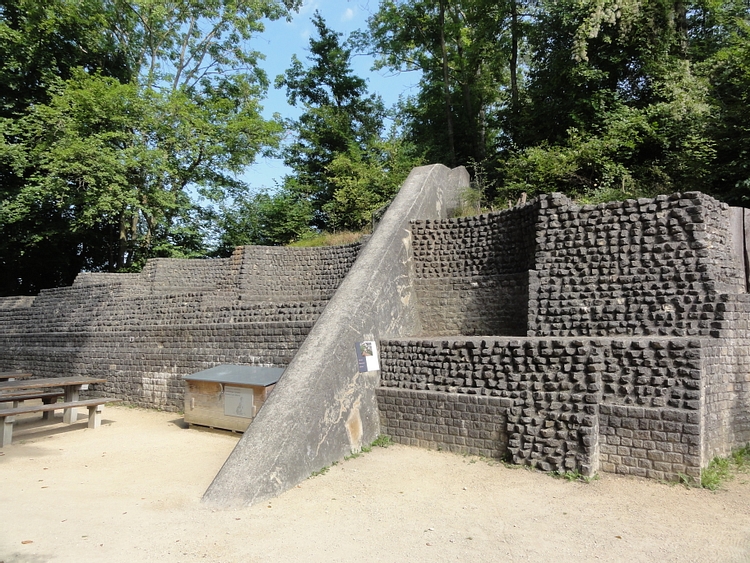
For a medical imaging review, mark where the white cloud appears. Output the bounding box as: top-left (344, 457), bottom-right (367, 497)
top-left (297, 0), bottom-right (320, 17)
top-left (342, 8), bottom-right (355, 22)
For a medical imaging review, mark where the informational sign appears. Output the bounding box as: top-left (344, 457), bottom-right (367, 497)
top-left (355, 341), bottom-right (380, 373)
top-left (224, 385), bottom-right (255, 419)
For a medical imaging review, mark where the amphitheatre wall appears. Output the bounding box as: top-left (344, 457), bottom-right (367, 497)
top-left (377, 191), bottom-right (750, 481)
top-left (0, 244), bottom-right (361, 410)
top-left (2, 166), bottom-right (750, 501)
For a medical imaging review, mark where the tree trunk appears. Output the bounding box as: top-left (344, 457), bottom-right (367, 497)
top-left (118, 212), bottom-right (128, 271)
top-left (510, 0), bottom-right (519, 113)
top-left (674, 0), bottom-right (688, 57)
top-left (439, 0), bottom-right (457, 167)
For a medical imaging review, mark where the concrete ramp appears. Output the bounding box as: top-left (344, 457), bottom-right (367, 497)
top-left (203, 164), bottom-right (468, 507)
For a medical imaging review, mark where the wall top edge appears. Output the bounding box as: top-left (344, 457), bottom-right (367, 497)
top-left (411, 190), bottom-right (734, 228)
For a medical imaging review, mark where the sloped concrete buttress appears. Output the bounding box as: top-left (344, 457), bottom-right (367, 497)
top-left (202, 164), bottom-right (469, 507)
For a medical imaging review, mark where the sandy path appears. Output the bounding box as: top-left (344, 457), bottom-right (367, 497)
top-left (1, 405), bottom-right (749, 563)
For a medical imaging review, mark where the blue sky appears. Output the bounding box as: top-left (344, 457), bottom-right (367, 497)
top-left (243, 0), bottom-right (421, 191)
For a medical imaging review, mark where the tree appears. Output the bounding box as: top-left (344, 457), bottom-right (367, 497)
top-left (0, 0), bottom-right (132, 119)
top-left (695, 0), bottom-right (750, 204)
top-left (323, 134), bottom-right (422, 231)
top-left (0, 0), bottom-right (297, 294)
top-left (275, 11), bottom-right (395, 231)
top-left (213, 188), bottom-right (314, 251)
top-left (0, 0), bottom-right (134, 293)
top-left (360, 0), bottom-right (518, 173)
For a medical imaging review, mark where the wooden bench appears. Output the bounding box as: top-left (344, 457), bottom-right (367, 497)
top-left (0, 391), bottom-right (65, 416)
top-left (0, 371), bottom-right (32, 381)
top-left (0, 397), bottom-right (122, 447)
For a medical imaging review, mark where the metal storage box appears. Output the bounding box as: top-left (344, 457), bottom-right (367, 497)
top-left (183, 365), bottom-right (283, 432)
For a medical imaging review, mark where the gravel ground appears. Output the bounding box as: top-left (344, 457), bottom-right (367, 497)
top-left (1, 404), bottom-right (749, 563)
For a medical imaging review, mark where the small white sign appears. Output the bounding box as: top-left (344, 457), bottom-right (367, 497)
top-left (356, 341), bottom-right (380, 372)
top-left (224, 386), bottom-right (255, 419)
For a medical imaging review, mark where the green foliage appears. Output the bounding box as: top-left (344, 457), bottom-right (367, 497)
top-left (214, 188), bottom-right (314, 251)
top-left (310, 461), bottom-right (337, 477)
top-left (497, 61), bottom-right (716, 206)
top-left (276, 12), bottom-right (390, 231)
top-left (323, 136), bottom-right (421, 232)
top-left (0, 0), bottom-right (294, 294)
top-left (287, 231), bottom-right (364, 248)
top-left (371, 434), bottom-right (394, 448)
top-left (701, 445), bottom-right (750, 490)
top-left (3, 0), bottom-right (750, 294)
top-left (343, 435), bottom-right (394, 461)
top-left (361, 0), bottom-right (748, 209)
top-left (360, 0), bottom-right (515, 170)
top-left (0, 0), bottom-right (132, 118)
top-left (552, 469), bottom-right (599, 483)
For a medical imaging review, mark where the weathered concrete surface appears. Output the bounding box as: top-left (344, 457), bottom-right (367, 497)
top-left (203, 164), bottom-right (468, 507)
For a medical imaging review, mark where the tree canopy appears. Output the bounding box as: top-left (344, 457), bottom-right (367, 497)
top-left (0, 0), bottom-right (297, 294)
top-left (1, 0), bottom-right (748, 294)
top-left (274, 11), bottom-right (418, 234)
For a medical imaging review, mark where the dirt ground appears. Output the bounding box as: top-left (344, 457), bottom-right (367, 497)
top-left (1, 404), bottom-right (749, 563)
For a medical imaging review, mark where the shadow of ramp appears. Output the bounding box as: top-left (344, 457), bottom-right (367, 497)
top-left (202, 164), bottom-right (468, 508)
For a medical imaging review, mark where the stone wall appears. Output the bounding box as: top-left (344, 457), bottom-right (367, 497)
top-left (376, 387), bottom-right (509, 458)
top-left (530, 192), bottom-right (745, 337)
top-left (238, 245), bottom-right (362, 301)
top-left (0, 243), bottom-right (362, 410)
top-left (378, 337), bottom-right (710, 480)
top-left (700, 296), bottom-right (750, 460)
top-left (381, 189), bottom-right (750, 483)
top-left (2, 177), bottom-right (750, 498)
top-left (411, 204), bottom-right (537, 336)
top-left (204, 164), bottom-right (468, 507)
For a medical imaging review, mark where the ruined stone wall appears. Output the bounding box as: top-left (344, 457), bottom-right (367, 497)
top-left (379, 190), bottom-right (749, 481)
top-left (700, 295), bottom-right (750, 460)
top-left (411, 204), bottom-right (537, 336)
top-left (529, 192), bottom-right (745, 337)
top-left (0, 243), bottom-right (362, 410)
top-left (3, 179), bottom-right (749, 492)
top-left (379, 337), bottom-right (707, 480)
top-left (376, 388), bottom-right (509, 458)
top-left (204, 164), bottom-right (469, 507)
top-left (238, 245), bottom-right (362, 301)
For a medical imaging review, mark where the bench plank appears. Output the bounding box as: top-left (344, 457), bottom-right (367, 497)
top-left (0, 390), bottom-right (62, 400)
top-left (0, 391), bottom-right (65, 420)
top-left (0, 371), bottom-right (32, 380)
top-left (0, 391), bottom-right (64, 404)
top-left (0, 398), bottom-right (122, 447)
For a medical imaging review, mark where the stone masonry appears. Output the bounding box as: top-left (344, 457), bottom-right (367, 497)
top-left (0, 243), bottom-right (362, 410)
top-left (377, 191), bottom-right (750, 482)
top-left (1, 172), bottom-right (749, 495)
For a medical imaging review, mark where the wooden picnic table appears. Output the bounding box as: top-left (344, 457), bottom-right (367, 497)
top-left (0, 371), bottom-right (32, 381)
top-left (0, 376), bottom-right (106, 424)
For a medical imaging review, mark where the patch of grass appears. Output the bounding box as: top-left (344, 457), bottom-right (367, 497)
top-left (732, 444), bottom-right (750, 470)
top-left (371, 434), bottom-right (393, 448)
top-left (310, 461), bottom-right (338, 478)
top-left (701, 456), bottom-right (734, 491)
top-left (311, 436), bottom-right (394, 477)
top-left (675, 473), bottom-right (696, 488)
top-left (454, 186), bottom-right (485, 218)
top-left (288, 230), bottom-right (366, 247)
top-left (700, 446), bottom-right (750, 490)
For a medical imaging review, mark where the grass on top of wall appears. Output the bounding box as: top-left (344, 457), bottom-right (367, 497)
top-left (288, 231), bottom-right (367, 247)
